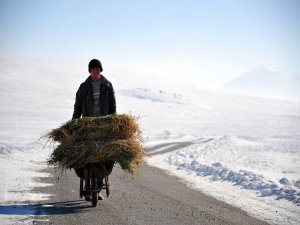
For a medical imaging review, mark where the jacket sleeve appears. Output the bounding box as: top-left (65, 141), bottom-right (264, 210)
top-left (72, 85), bottom-right (83, 119)
top-left (108, 83), bottom-right (117, 115)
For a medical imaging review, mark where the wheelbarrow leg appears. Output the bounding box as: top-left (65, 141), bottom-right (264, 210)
top-left (79, 178), bottom-right (83, 199)
top-left (84, 166), bottom-right (90, 190)
top-left (105, 175), bottom-right (110, 197)
top-left (83, 166), bottom-right (92, 201)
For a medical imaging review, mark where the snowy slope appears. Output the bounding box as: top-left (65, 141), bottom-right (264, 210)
top-left (0, 56), bottom-right (83, 203)
top-left (0, 55), bottom-right (300, 224)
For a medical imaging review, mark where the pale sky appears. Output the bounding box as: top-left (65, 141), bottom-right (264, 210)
top-left (0, 0), bottom-right (299, 88)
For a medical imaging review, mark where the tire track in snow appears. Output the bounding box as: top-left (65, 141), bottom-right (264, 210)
top-left (147, 138), bottom-right (214, 156)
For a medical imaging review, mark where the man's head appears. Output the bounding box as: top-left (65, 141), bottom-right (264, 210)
top-left (88, 59), bottom-right (103, 72)
top-left (88, 59), bottom-right (103, 81)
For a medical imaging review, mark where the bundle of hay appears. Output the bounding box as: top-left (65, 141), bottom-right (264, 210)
top-left (46, 114), bottom-right (141, 143)
top-left (45, 114), bottom-right (147, 173)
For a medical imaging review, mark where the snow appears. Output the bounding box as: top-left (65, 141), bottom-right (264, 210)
top-left (154, 137), bottom-right (300, 202)
top-left (0, 55), bottom-right (83, 223)
top-left (0, 55), bottom-right (300, 224)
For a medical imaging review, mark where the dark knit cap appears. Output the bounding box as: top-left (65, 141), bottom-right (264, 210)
top-left (88, 59), bottom-right (103, 72)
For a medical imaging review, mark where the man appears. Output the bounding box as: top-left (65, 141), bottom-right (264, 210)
top-left (72, 59), bottom-right (116, 200)
top-left (73, 59), bottom-right (116, 118)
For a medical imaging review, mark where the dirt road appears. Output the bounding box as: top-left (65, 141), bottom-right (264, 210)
top-left (31, 139), bottom-right (269, 225)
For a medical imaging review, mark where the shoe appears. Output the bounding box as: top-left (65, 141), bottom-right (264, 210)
top-left (84, 195), bottom-right (91, 201)
top-left (98, 193), bottom-right (104, 200)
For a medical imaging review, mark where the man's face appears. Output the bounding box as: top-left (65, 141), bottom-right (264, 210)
top-left (90, 67), bottom-right (101, 80)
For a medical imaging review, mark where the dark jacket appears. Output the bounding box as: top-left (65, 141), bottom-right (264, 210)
top-left (72, 75), bottom-right (116, 119)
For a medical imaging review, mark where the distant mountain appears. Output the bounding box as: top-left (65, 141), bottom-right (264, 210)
top-left (223, 66), bottom-right (300, 100)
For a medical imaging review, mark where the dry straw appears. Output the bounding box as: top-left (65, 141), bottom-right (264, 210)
top-left (48, 139), bottom-right (147, 173)
top-left (46, 114), bottom-right (141, 144)
top-left (45, 114), bottom-right (147, 173)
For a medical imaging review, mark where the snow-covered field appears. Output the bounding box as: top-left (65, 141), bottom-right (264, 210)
top-left (0, 56), bottom-right (299, 224)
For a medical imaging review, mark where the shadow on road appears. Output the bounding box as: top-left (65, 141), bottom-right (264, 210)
top-left (0, 200), bottom-right (92, 216)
